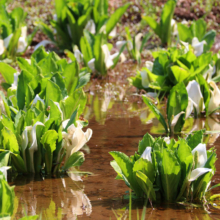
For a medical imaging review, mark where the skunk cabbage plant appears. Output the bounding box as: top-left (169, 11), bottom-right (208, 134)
top-left (142, 0), bottom-right (176, 46)
top-left (130, 45), bottom-right (220, 94)
top-left (177, 18), bottom-right (216, 53)
top-left (67, 31), bottom-right (125, 75)
top-left (0, 1), bottom-right (37, 60)
top-left (37, 0), bottom-right (129, 51)
top-left (0, 47), bottom-right (92, 174)
top-left (116, 27), bottom-right (151, 64)
top-left (110, 131), bottom-right (217, 203)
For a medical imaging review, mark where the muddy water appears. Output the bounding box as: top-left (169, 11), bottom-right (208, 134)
top-left (9, 65), bottom-right (220, 219)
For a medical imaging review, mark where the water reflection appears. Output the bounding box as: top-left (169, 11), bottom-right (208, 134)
top-left (10, 175), bottom-right (92, 219)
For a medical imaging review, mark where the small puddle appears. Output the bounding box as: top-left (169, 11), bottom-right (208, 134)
top-left (9, 62), bottom-right (220, 219)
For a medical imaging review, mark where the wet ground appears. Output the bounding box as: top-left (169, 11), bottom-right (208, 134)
top-left (7, 61), bottom-right (220, 219)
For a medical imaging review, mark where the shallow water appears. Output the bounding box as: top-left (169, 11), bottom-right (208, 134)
top-left (9, 66), bottom-right (220, 219)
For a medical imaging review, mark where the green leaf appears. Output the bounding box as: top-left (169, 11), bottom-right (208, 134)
top-left (2, 127), bottom-right (19, 154)
top-left (167, 82), bottom-right (188, 133)
top-left (109, 151), bottom-right (142, 196)
top-left (136, 170), bottom-right (156, 200)
top-left (142, 16), bottom-right (160, 36)
top-left (41, 130), bottom-right (59, 174)
top-left (63, 62), bottom-right (79, 96)
top-left (186, 130), bottom-right (204, 150)
top-left (202, 30), bottom-right (216, 53)
top-left (0, 178), bottom-right (15, 216)
top-left (0, 63), bottom-right (17, 84)
top-left (133, 158), bottom-right (155, 183)
top-left (45, 80), bottom-right (62, 105)
top-left (138, 133), bottom-right (154, 155)
top-left (63, 151), bottom-right (85, 170)
top-left (160, 0), bottom-right (176, 46)
top-left (196, 75), bottom-right (210, 115)
top-left (105, 3), bottom-right (130, 35)
top-left (142, 96), bottom-right (168, 133)
top-left (0, 151), bottom-right (10, 167)
top-left (170, 66), bottom-right (190, 84)
top-left (63, 108), bottom-right (78, 132)
top-left (177, 23), bottom-right (192, 42)
top-left (190, 18), bottom-right (206, 41)
top-left (10, 153), bottom-right (27, 173)
top-left (159, 148), bottom-right (181, 202)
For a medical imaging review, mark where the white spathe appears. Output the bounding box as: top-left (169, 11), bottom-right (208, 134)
top-left (164, 137), bottom-right (170, 144)
top-left (102, 44), bottom-right (119, 69)
top-left (135, 33), bottom-right (143, 51)
top-left (0, 34), bottom-right (13, 55)
top-left (0, 166), bottom-right (11, 181)
top-left (186, 80), bottom-right (204, 114)
top-left (21, 122), bottom-right (45, 173)
top-left (62, 120), bottom-right (93, 164)
top-left (171, 111), bottom-right (185, 128)
top-left (180, 41), bottom-right (189, 54)
top-left (140, 69), bottom-right (149, 88)
top-left (145, 61), bottom-right (153, 72)
top-left (17, 26), bottom-right (28, 53)
top-left (31, 94), bottom-right (45, 107)
top-left (88, 58), bottom-right (95, 71)
top-left (116, 41), bottom-right (127, 51)
top-left (185, 97), bottom-right (198, 119)
top-left (84, 19), bottom-right (96, 34)
top-left (208, 81), bottom-right (220, 113)
top-left (0, 40), bottom-right (4, 55)
top-left (189, 143), bottom-right (212, 181)
top-left (109, 27), bottom-right (117, 38)
top-left (11, 72), bottom-right (20, 90)
top-left (34, 40), bottom-right (54, 51)
top-left (74, 49), bottom-right (84, 63)
top-left (141, 147), bottom-right (152, 163)
top-left (192, 37), bottom-right (206, 57)
top-left (171, 19), bottom-right (178, 36)
top-left (189, 168), bottom-right (212, 182)
top-left (191, 143), bottom-right (207, 168)
top-left (203, 64), bottom-right (215, 82)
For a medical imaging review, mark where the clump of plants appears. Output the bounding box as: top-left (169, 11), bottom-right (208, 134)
top-left (38, 0), bottom-right (129, 51)
top-left (0, 0), bottom-right (37, 60)
top-left (110, 130), bottom-right (218, 204)
top-left (130, 44), bottom-right (220, 93)
top-left (116, 27), bottom-right (152, 64)
top-left (0, 47), bottom-right (92, 174)
top-left (143, 0), bottom-right (176, 47)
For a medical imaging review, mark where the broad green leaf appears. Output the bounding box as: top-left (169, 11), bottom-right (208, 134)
top-left (167, 82), bottom-right (188, 133)
top-left (196, 75), bottom-right (210, 115)
top-left (159, 148), bottom-right (181, 201)
top-left (138, 133), bottom-right (154, 155)
top-left (160, 0), bottom-right (176, 46)
top-left (63, 151), bottom-right (85, 170)
top-left (136, 171), bottom-right (156, 201)
top-left (62, 62), bottom-right (79, 95)
top-left (0, 63), bottom-right (16, 84)
top-left (133, 158), bottom-right (155, 183)
top-left (142, 16), bottom-right (160, 36)
top-left (170, 66), bottom-right (190, 83)
top-left (2, 127), bottom-right (19, 154)
top-left (0, 151), bottom-right (10, 167)
top-left (202, 30), bottom-right (216, 53)
top-left (186, 130), bottom-right (204, 150)
top-left (45, 80), bottom-right (62, 105)
top-left (109, 151), bottom-right (142, 196)
top-left (41, 130), bottom-right (58, 174)
top-left (105, 3), bottom-right (130, 35)
top-left (0, 178), bottom-right (15, 216)
top-left (177, 23), bottom-right (192, 42)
